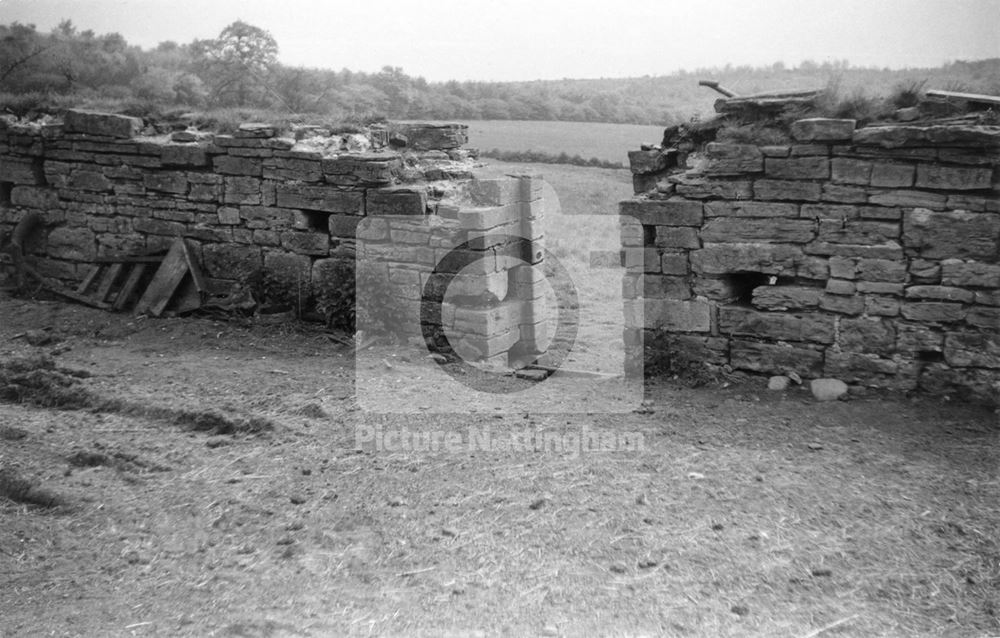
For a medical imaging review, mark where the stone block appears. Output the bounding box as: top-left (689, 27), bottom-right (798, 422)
top-left (839, 317), bottom-right (896, 354)
top-left (790, 118), bottom-right (856, 142)
top-left (729, 339), bottom-right (824, 377)
top-left (691, 243), bottom-right (802, 276)
top-left (661, 253), bottom-right (688, 275)
top-left (671, 176), bottom-right (753, 200)
top-left (919, 364), bottom-right (1000, 405)
top-left (655, 226), bottom-right (700, 249)
top-left (133, 218), bottom-right (184, 236)
top-left (369, 188), bottom-right (428, 217)
top-left (328, 214), bottom-right (362, 238)
top-left (904, 285), bottom-right (975, 303)
top-left (940, 259), bottom-right (1000, 288)
top-left (222, 176), bottom-right (262, 205)
top-left (628, 299), bottom-right (711, 332)
top-left (201, 244), bottom-right (261, 280)
top-left (240, 206), bottom-right (294, 229)
top-left (719, 306), bottom-right (834, 344)
top-left (10, 186), bottom-right (60, 210)
top-left (821, 183), bottom-right (869, 204)
top-left (620, 198), bottom-right (704, 226)
top-left (830, 158), bottom-right (872, 185)
top-left (751, 285), bottom-right (822, 311)
top-left (944, 332), bottom-right (1000, 368)
top-left (967, 307), bottom-right (1000, 329)
top-left (642, 275), bottom-right (691, 299)
top-left (143, 172), bottom-right (188, 194)
top-left (704, 143), bottom-right (763, 174)
top-left (915, 164), bottom-right (993, 191)
top-left (903, 208), bottom-right (1000, 260)
top-left (263, 157), bottom-right (323, 182)
top-left (161, 144), bottom-right (208, 167)
top-left (823, 352), bottom-right (899, 381)
top-left (870, 162), bottom-right (915, 188)
top-left (213, 155), bottom-right (263, 176)
top-left (275, 184), bottom-right (364, 214)
top-left (754, 179), bottom-right (822, 202)
top-left (0, 157), bottom-right (42, 184)
top-left (900, 302), bottom-right (965, 323)
top-left (825, 279), bottom-right (856, 295)
top-left (765, 157), bottom-right (830, 180)
top-left (700, 217), bottom-right (816, 244)
top-left (46, 226), bottom-right (96, 261)
top-left (281, 231), bottom-right (330, 256)
top-left (62, 109), bottom-right (141, 138)
top-left (805, 241), bottom-right (903, 260)
top-left (69, 170), bottom-right (112, 192)
top-left (704, 201), bottom-right (799, 218)
top-left (896, 323), bottom-right (944, 354)
top-left (868, 189), bottom-right (947, 210)
top-left (628, 149), bottom-right (669, 174)
top-left (855, 281), bottom-right (904, 295)
top-left (857, 258), bottom-right (907, 282)
top-left (797, 256), bottom-right (829, 280)
top-left (865, 296), bottom-right (901, 316)
top-left (217, 207), bottom-right (241, 225)
top-left (817, 220), bottom-right (900, 244)
top-left (819, 294), bottom-right (864, 315)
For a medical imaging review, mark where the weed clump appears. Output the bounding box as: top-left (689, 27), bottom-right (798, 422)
top-left (0, 355), bottom-right (99, 409)
top-left (0, 468), bottom-right (65, 508)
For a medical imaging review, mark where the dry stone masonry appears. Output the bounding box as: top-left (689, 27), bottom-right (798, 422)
top-left (623, 118), bottom-right (1000, 404)
top-left (0, 110), bottom-right (546, 367)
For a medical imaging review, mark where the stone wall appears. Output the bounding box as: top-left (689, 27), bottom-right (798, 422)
top-left (0, 109), bottom-right (545, 367)
top-left (622, 118), bottom-right (1000, 403)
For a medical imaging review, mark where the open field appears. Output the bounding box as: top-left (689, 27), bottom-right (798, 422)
top-left (458, 121), bottom-right (667, 166)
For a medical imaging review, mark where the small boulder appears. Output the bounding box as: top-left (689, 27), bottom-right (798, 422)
top-left (811, 378), bottom-right (848, 401)
top-left (768, 375), bottom-right (790, 391)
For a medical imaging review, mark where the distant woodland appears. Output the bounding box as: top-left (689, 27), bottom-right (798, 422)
top-left (2, 20), bottom-right (999, 125)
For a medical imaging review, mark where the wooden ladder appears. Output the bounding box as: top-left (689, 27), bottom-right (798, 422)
top-left (76, 256), bottom-right (163, 311)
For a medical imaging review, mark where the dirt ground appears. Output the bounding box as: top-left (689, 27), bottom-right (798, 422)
top-left (1, 291), bottom-right (998, 638)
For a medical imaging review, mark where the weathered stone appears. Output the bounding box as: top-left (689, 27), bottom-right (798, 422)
top-left (161, 144), bottom-right (208, 167)
top-left (800, 203), bottom-right (859, 220)
top-left (660, 253), bottom-right (688, 275)
top-left (870, 162), bottom-right (915, 188)
top-left (394, 123), bottom-right (467, 150)
top-left (909, 258), bottom-right (941, 282)
top-left (275, 184), bottom-right (364, 214)
top-left (903, 208), bottom-right (1000, 260)
top-left (825, 279), bottom-right (856, 295)
top-left (133, 217), bottom-right (184, 236)
top-left (946, 195), bottom-right (988, 212)
top-left (791, 118), bottom-right (856, 142)
top-left (10, 186), bottom-right (60, 209)
top-left (790, 144), bottom-right (830, 157)
top-left (754, 179), bottom-right (822, 202)
top-left (0, 157), bottom-right (41, 184)
top-left (896, 323), bottom-right (944, 355)
top-left (831, 158), bottom-right (872, 185)
top-left (620, 198), bottom-right (703, 226)
top-left (69, 170), bottom-right (112, 192)
top-left (281, 231), bottom-right (329, 256)
top-left (900, 302), bottom-right (966, 323)
top-left (768, 375), bottom-right (791, 390)
top-left (730, 339), bottom-right (824, 376)
top-left (62, 110), bottom-right (141, 139)
top-left (856, 281), bottom-right (904, 295)
top-left (629, 299), bottom-right (711, 332)
top-left (940, 259), bottom-right (1000, 288)
top-left (915, 164), bottom-right (993, 191)
top-left (704, 201), bottom-right (799, 218)
top-left (46, 226), bottom-right (96, 261)
top-left (201, 244), bottom-right (261, 280)
top-left (821, 183), bottom-right (869, 204)
top-left (691, 243), bottom-right (802, 276)
top-left (321, 155), bottom-right (399, 185)
top-left (810, 378), bottom-right (849, 400)
top-left (654, 226), bottom-right (700, 249)
top-left (765, 157), bottom-right (830, 180)
top-left (235, 123), bottom-right (275, 138)
top-left (213, 155), bottom-right (263, 176)
top-left (904, 285), bottom-right (975, 303)
top-left (704, 143), bottom-right (763, 174)
top-left (797, 256), bottom-right (829, 280)
top-left (919, 364), bottom-right (1000, 405)
top-left (700, 217), bottom-right (816, 244)
top-left (868, 189), bottom-right (947, 209)
top-left (760, 145), bottom-right (790, 157)
top-left (369, 188), bottom-right (428, 217)
top-left (719, 306), bottom-right (834, 343)
top-left (944, 332), bottom-right (1000, 368)
top-left (865, 296), bottom-right (901, 316)
top-left (751, 285), bottom-right (822, 311)
top-left (642, 275), bottom-right (691, 299)
top-left (853, 125), bottom-right (1000, 149)
top-left (805, 241), bottom-right (903, 260)
top-left (823, 354), bottom-right (898, 381)
top-left (239, 206), bottom-right (295, 229)
top-left (671, 175), bottom-right (753, 200)
top-left (819, 294), bottom-right (864, 315)
top-left (967, 306), bottom-right (1000, 329)
top-left (628, 149), bottom-right (669, 174)
top-left (839, 317), bottom-right (896, 353)
top-left (143, 172), bottom-right (188, 194)
top-left (817, 220), bottom-right (899, 244)
top-left (858, 258), bottom-right (907, 282)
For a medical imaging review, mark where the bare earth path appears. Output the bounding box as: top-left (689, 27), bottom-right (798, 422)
top-left (0, 294), bottom-right (997, 637)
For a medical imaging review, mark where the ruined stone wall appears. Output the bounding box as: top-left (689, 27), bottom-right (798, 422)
top-left (623, 118), bottom-right (1000, 403)
top-left (0, 109), bottom-right (545, 366)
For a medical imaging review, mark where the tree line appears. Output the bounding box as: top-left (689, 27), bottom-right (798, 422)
top-left (2, 20), bottom-right (998, 125)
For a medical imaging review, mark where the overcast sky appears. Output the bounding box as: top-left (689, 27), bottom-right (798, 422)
top-left (1, 0), bottom-right (998, 82)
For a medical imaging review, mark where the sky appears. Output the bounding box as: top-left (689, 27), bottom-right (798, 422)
top-left (1, 0), bottom-right (998, 82)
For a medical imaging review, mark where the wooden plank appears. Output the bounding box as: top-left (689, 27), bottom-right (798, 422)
top-left (180, 239), bottom-right (207, 292)
top-left (926, 89), bottom-right (1000, 107)
top-left (94, 256), bottom-right (165, 264)
top-left (134, 239), bottom-right (190, 317)
top-left (76, 266), bottom-right (101, 294)
top-left (94, 263), bottom-right (123, 302)
top-left (112, 263), bottom-right (147, 311)
top-left (169, 276), bottom-right (202, 315)
top-left (20, 263), bottom-right (112, 310)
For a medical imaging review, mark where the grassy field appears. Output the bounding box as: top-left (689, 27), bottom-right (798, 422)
top-left (459, 120), bottom-right (666, 166)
